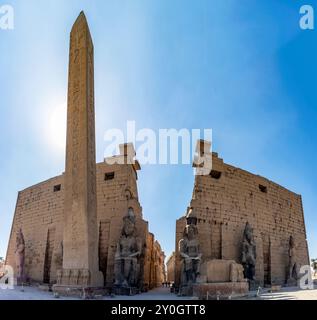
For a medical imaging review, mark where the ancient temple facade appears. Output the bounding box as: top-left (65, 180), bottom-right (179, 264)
top-left (6, 146), bottom-right (164, 291)
top-left (166, 252), bottom-right (176, 283)
top-left (5, 12), bottom-right (165, 293)
top-left (175, 140), bottom-right (309, 289)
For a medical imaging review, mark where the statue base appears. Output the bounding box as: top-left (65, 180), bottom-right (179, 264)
top-left (52, 268), bottom-right (104, 297)
top-left (52, 284), bottom-right (106, 298)
top-left (248, 279), bottom-right (260, 291)
top-left (193, 282), bottom-right (249, 300)
top-left (178, 285), bottom-right (193, 296)
top-left (38, 284), bottom-right (52, 292)
top-left (16, 275), bottom-right (28, 286)
top-left (286, 279), bottom-right (298, 287)
top-left (112, 286), bottom-right (139, 296)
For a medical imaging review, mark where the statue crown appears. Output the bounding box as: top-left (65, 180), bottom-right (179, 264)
top-left (186, 208), bottom-right (198, 225)
top-left (123, 207), bottom-right (136, 223)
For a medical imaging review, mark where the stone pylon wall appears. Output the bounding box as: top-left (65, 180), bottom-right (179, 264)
top-left (175, 153), bottom-right (309, 287)
top-left (6, 159), bottom-right (164, 290)
top-left (166, 252), bottom-right (176, 283)
top-left (6, 176), bottom-right (64, 283)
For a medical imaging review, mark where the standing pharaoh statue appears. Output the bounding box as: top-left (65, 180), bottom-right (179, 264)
top-left (114, 208), bottom-right (141, 288)
top-left (179, 208), bottom-right (202, 289)
top-left (15, 229), bottom-right (25, 281)
top-left (241, 222), bottom-right (256, 281)
top-left (287, 235), bottom-right (298, 284)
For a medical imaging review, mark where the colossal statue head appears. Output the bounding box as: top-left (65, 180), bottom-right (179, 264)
top-left (186, 208), bottom-right (198, 226)
top-left (188, 224), bottom-right (198, 241)
top-left (122, 207), bottom-right (136, 236)
top-left (243, 222), bottom-right (253, 243)
top-left (289, 235), bottom-right (295, 248)
top-left (184, 224), bottom-right (198, 241)
top-left (16, 228), bottom-right (25, 246)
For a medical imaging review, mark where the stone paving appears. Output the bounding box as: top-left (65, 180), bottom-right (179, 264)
top-left (251, 286), bottom-right (317, 300)
top-left (0, 286), bottom-right (189, 301)
top-left (1, 285), bottom-right (317, 300)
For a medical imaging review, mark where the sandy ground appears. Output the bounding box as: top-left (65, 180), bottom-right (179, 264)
top-left (0, 286), bottom-right (189, 300)
top-left (1, 285), bottom-right (317, 300)
top-left (251, 286), bottom-right (317, 300)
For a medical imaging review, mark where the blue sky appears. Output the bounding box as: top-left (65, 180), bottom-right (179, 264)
top-left (0, 0), bottom-right (316, 262)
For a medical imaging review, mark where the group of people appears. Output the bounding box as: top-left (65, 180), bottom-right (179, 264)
top-left (161, 281), bottom-right (174, 288)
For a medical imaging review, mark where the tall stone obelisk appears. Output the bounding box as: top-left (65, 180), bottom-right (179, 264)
top-left (54, 11), bottom-right (103, 293)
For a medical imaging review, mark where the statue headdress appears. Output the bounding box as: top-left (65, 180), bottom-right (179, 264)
top-left (243, 222), bottom-right (254, 242)
top-left (16, 228), bottom-right (25, 245)
top-left (123, 207), bottom-right (136, 224)
top-left (289, 235), bottom-right (295, 248)
top-left (186, 208), bottom-right (197, 225)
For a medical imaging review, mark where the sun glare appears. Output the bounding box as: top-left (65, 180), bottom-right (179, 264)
top-left (47, 102), bottom-right (67, 152)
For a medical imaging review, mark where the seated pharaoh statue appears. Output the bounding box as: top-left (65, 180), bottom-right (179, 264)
top-left (287, 235), bottom-right (298, 286)
top-left (179, 208), bottom-right (202, 288)
top-left (114, 208), bottom-right (142, 288)
top-left (15, 228), bottom-right (25, 283)
top-left (241, 222), bottom-right (257, 282)
top-left (177, 210), bottom-right (249, 299)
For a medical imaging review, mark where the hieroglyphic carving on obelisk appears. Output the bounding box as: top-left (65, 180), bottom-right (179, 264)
top-left (55, 11), bottom-right (103, 289)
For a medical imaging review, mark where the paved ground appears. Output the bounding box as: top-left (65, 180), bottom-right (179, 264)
top-left (107, 287), bottom-right (194, 300)
top-left (0, 286), bottom-right (190, 300)
top-left (1, 285), bottom-right (317, 300)
top-left (0, 286), bottom-right (77, 300)
top-left (251, 286), bottom-right (317, 300)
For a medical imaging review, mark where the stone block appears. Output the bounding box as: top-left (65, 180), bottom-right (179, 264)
top-left (52, 285), bottom-right (107, 298)
top-left (193, 282), bottom-right (249, 299)
top-left (112, 286), bottom-right (139, 296)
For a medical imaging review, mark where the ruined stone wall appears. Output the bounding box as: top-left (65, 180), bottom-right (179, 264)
top-left (175, 153), bottom-right (309, 287)
top-left (96, 159), bottom-right (149, 288)
top-left (6, 159), bottom-right (162, 289)
top-left (142, 233), bottom-right (166, 290)
top-left (166, 252), bottom-right (175, 283)
top-left (5, 176), bottom-right (64, 284)
top-left (143, 233), bottom-right (154, 290)
top-left (153, 241), bottom-right (166, 286)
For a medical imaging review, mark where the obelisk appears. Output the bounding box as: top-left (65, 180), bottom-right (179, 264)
top-left (54, 11), bottom-right (103, 294)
